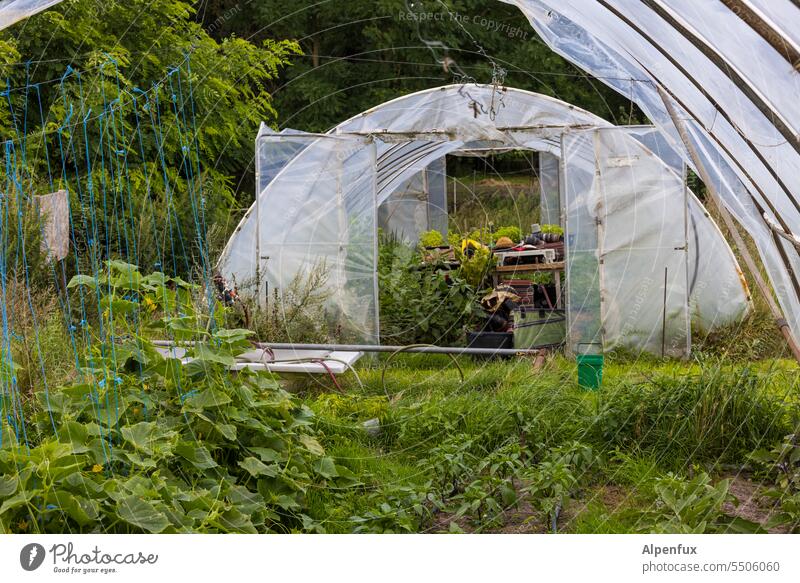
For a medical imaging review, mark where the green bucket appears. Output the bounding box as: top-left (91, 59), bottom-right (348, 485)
top-left (576, 354), bottom-right (604, 390)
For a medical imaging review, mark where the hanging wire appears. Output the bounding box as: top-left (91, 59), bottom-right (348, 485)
top-left (404, 0), bottom-right (507, 121)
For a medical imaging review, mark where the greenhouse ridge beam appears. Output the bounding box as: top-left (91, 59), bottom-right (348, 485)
top-left (338, 124), bottom-right (598, 139)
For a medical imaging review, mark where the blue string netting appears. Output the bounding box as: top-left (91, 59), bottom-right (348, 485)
top-left (0, 55), bottom-right (212, 452)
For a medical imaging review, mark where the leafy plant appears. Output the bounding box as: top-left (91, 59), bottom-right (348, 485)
top-left (541, 224), bottom-right (564, 236)
top-left (633, 472), bottom-right (761, 534)
top-left (378, 238), bottom-right (479, 345)
top-left (0, 263), bottom-right (340, 533)
top-left (521, 442), bottom-right (596, 532)
top-left (349, 483), bottom-right (442, 534)
top-left (453, 243), bottom-right (494, 289)
top-left (750, 432), bottom-right (800, 532)
top-left (451, 476), bottom-right (516, 528)
top-left (445, 441), bottom-right (526, 528)
top-left (419, 230), bottom-right (445, 248)
top-left (492, 226), bottom-right (522, 244)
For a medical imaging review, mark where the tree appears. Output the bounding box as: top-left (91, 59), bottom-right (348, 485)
top-left (0, 0), bottom-right (299, 274)
top-left (197, 0), bottom-right (640, 132)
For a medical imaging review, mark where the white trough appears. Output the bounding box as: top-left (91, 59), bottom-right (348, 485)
top-left (154, 346), bottom-right (363, 375)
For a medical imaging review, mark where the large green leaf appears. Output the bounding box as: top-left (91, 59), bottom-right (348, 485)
top-left (0, 475), bottom-right (18, 497)
top-left (67, 274), bottom-right (98, 289)
top-left (210, 509), bottom-right (257, 534)
top-left (192, 344), bottom-right (236, 366)
top-left (0, 490), bottom-right (34, 515)
top-left (212, 329), bottom-right (253, 343)
top-left (299, 435), bottom-right (325, 456)
top-left (214, 423), bottom-right (237, 441)
top-left (120, 422), bottom-right (158, 455)
top-left (312, 457), bottom-right (338, 479)
top-left (182, 388), bottom-right (232, 412)
top-left (49, 491), bottom-right (99, 526)
top-left (238, 457), bottom-right (278, 478)
top-left (116, 496), bottom-right (170, 533)
top-left (175, 443), bottom-right (218, 469)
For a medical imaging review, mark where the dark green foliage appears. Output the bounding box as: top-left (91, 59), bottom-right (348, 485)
top-left (0, 263), bottom-right (344, 533)
top-left (198, 0), bottom-right (640, 133)
top-left (0, 0), bottom-right (299, 275)
top-left (378, 235), bottom-right (480, 345)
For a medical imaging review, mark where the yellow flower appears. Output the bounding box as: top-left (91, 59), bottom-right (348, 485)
top-left (91, 464), bottom-right (103, 473)
top-left (143, 296), bottom-right (156, 311)
top-left (17, 520), bottom-right (28, 531)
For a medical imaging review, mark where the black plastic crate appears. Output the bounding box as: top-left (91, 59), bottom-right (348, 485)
top-left (466, 331), bottom-right (513, 359)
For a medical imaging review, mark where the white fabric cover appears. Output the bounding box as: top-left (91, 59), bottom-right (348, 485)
top-left (502, 0), bottom-right (800, 345)
top-left (218, 85), bottom-right (750, 351)
top-left (0, 0), bottom-right (62, 30)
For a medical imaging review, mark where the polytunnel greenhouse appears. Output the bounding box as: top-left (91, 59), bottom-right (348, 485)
top-left (218, 84), bottom-right (753, 356)
top-left (4, 0), bottom-right (800, 549)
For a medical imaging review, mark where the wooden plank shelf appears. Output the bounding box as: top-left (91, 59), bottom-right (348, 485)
top-left (491, 262), bottom-right (565, 308)
top-left (493, 261), bottom-right (564, 273)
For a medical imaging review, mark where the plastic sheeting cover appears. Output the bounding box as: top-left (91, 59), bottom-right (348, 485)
top-left (502, 0), bottom-right (800, 345)
top-left (564, 128), bottom-right (691, 357)
top-left (0, 0), bottom-right (62, 30)
top-left (219, 85), bottom-right (750, 349)
top-left (538, 152), bottom-right (560, 226)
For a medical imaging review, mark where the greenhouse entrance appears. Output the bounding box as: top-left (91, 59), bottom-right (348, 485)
top-left (218, 85), bottom-right (751, 358)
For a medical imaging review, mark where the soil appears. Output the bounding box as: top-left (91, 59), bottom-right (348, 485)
top-left (721, 474), bottom-right (787, 533)
top-left (425, 475), bottom-right (788, 534)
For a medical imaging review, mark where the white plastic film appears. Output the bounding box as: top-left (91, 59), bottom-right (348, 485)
top-left (220, 85), bottom-right (749, 348)
top-left (538, 152), bottom-right (560, 226)
top-left (0, 0), bottom-right (62, 30)
top-left (502, 0), bottom-right (800, 346)
top-left (219, 133), bottom-right (378, 343)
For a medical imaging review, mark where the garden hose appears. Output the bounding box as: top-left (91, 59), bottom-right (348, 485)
top-left (381, 344), bottom-right (465, 398)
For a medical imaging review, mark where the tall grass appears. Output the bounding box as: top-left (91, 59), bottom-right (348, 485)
top-left (592, 363), bottom-right (794, 466)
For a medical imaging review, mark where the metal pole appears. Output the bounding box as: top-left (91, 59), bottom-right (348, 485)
top-left (662, 267), bottom-right (668, 359)
top-left (151, 339), bottom-right (544, 357)
top-left (259, 342), bottom-right (543, 356)
top-left (453, 176), bottom-right (457, 216)
top-left (657, 84), bottom-right (800, 364)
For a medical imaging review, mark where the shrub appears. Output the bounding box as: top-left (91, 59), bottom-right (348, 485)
top-left (492, 226), bottom-right (522, 244)
top-left (419, 230), bottom-right (445, 248)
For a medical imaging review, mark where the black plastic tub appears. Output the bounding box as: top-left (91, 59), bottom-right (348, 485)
top-left (466, 331), bottom-right (513, 359)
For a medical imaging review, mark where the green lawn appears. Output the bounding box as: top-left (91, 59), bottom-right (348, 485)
top-left (300, 353), bottom-right (800, 533)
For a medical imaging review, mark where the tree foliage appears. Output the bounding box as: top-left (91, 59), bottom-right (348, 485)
top-left (198, 0), bottom-right (641, 132)
top-left (0, 0), bottom-right (299, 274)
